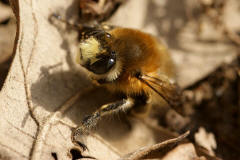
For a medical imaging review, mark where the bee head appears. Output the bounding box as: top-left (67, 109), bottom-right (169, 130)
top-left (77, 30), bottom-right (116, 75)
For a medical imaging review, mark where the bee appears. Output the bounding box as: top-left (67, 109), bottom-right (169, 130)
top-left (50, 14), bottom-right (181, 148)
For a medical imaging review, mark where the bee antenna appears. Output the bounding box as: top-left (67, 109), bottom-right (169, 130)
top-left (49, 13), bottom-right (82, 30)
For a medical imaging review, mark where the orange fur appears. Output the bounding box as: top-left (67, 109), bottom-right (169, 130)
top-left (105, 28), bottom-right (175, 96)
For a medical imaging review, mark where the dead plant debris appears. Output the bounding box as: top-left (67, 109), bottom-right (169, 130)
top-left (0, 0), bottom-right (239, 160)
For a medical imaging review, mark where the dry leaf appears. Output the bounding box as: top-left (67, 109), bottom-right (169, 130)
top-left (0, 1), bottom-right (16, 88)
top-left (121, 131), bottom-right (190, 160)
top-left (0, 2), bottom-right (13, 23)
top-left (0, 0), bottom-right (120, 159)
top-left (0, 0), bottom-right (238, 159)
top-left (162, 143), bottom-right (202, 160)
top-left (0, 18), bottom-right (16, 88)
top-left (79, 0), bottom-right (123, 22)
top-left (0, 19), bottom-right (15, 64)
top-left (194, 127), bottom-right (217, 156)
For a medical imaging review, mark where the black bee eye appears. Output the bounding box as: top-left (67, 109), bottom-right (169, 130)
top-left (106, 33), bottom-right (111, 38)
top-left (107, 51), bottom-right (116, 69)
top-left (86, 51), bottom-right (116, 74)
top-left (107, 58), bottom-right (115, 69)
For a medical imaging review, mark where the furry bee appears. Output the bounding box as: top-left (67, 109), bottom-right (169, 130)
top-left (50, 14), bottom-right (181, 146)
top-left (74, 26), bottom-right (181, 135)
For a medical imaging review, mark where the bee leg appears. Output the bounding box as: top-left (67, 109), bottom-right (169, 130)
top-left (131, 104), bottom-right (152, 118)
top-left (130, 94), bottom-right (151, 118)
top-left (71, 97), bottom-right (135, 148)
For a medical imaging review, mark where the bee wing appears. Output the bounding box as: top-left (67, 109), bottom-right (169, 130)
top-left (138, 74), bottom-right (181, 108)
